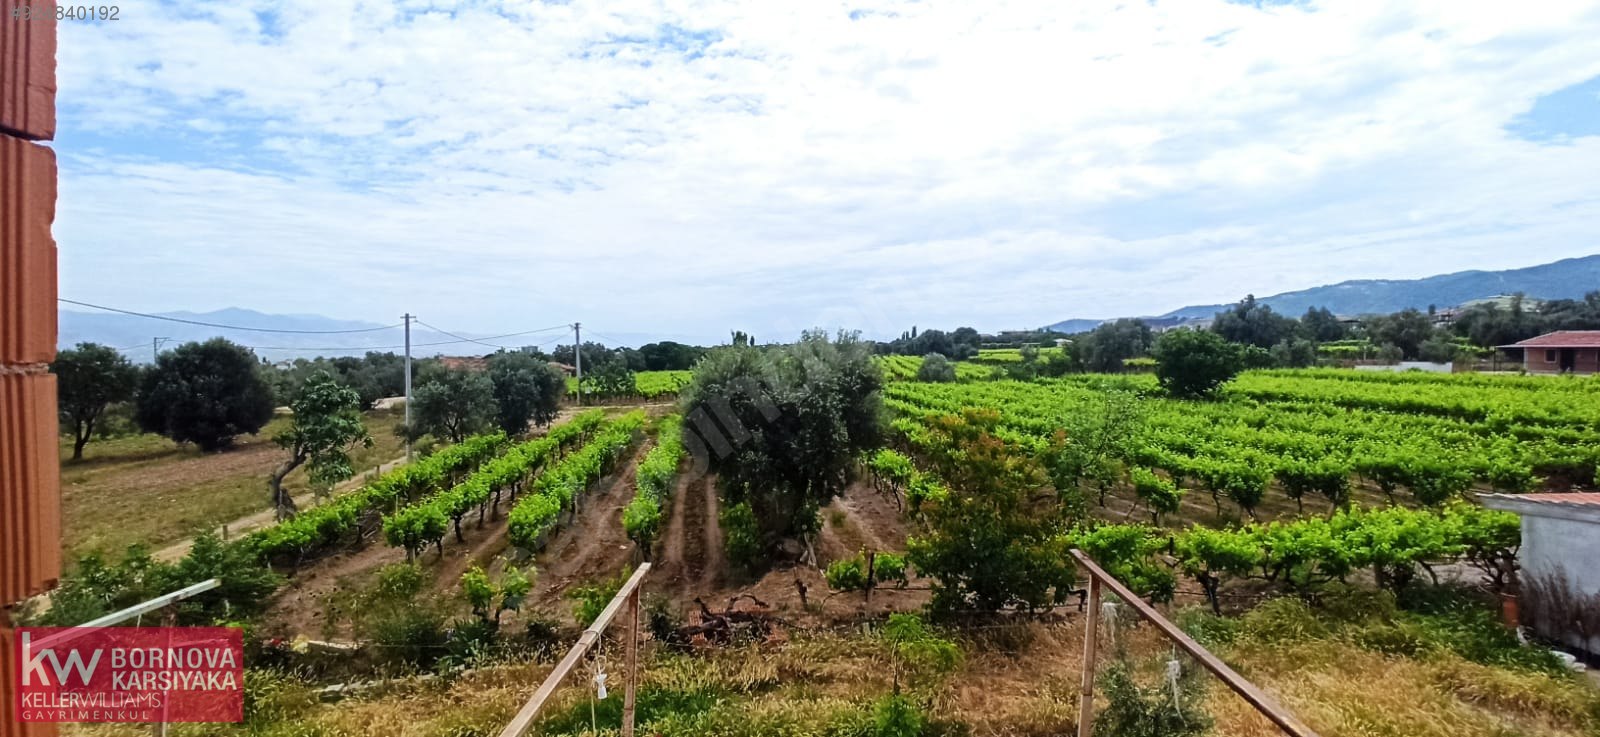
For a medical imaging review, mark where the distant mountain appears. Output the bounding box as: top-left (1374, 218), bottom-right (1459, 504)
top-left (1045, 254), bottom-right (1600, 333)
top-left (59, 308), bottom-right (495, 362)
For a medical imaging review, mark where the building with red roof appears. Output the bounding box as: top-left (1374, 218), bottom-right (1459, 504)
top-left (1499, 331), bottom-right (1600, 375)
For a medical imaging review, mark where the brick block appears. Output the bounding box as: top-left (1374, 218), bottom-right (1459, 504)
top-left (0, 12), bottom-right (56, 140)
top-left (1, 623), bottom-right (60, 735)
top-left (0, 135), bottom-right (57, 365)
top-left (0, 372), bottom-right (60, 606)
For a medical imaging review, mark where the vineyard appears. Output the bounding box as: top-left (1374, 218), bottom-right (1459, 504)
top-left (886, 369), bottom-right (1600, 519)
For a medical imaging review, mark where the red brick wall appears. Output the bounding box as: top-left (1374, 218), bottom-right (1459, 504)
top-left (2, 9), bottom-right (58, 737)
top-left (1524, 347), bottom-right (1600, 375)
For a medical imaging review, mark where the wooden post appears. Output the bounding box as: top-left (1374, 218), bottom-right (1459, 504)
top-left (1076, 576), bottom-right (1101, 737)
top-left (622, 587), bottom-right (639, 737)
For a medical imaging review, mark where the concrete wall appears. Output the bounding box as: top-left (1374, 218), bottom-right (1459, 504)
top-left (1524, 347), bottom-right (1600, 375)
top-left (1354, 361), bottom-right (1453, 373)
top-left (1483, 498), bottom-right (1600, 655)
top-left (1, 9), bottom-right (59, 736)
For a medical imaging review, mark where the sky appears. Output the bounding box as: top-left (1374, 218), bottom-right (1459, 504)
top-left (53, 0), bottom-right (1600, 345)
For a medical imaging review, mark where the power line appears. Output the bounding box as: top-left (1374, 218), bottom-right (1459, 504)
top-left (413, 319), bottom-right (570, 350)
top-left (59, 298), bottom-right (405, 334)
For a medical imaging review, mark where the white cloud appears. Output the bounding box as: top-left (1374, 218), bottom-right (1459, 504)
top-left (51, 0), bottom-right (1600, 340)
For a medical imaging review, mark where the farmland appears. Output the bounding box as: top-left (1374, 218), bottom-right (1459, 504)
top-left (40, 344), bottom-right (1600, 737)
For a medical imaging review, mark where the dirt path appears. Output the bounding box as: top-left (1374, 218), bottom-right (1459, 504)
top-left (154, 454), bottom-right (411, 563)
top-left (527, 440), bottom-right (653, 618)
top-left (654, 472), bottom-right (728, 599)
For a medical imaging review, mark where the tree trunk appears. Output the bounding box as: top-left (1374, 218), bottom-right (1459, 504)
top-left (72, 431), bottom-right (89, 461)
top-left (271, 454), bottom-right (307, 520)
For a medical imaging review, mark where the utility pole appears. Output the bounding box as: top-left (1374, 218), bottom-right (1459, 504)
top-left (573, 322), bottom-right (583, 406)
top-left (403, 313), bottom-right (413, 458)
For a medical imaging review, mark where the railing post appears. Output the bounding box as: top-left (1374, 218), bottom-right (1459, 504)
top-left (622, 587), bottom-right (639, 737)
top-left (1077, 576), bottom-right (1101, 737)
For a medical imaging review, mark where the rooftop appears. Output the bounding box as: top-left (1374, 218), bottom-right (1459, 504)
top-left (1500, 331), bottom-right (1600, 349)
top-left (1480, 492), bottom-right (1600, 523)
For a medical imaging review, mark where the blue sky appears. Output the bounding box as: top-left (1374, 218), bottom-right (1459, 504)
top-left (51, 0), bottom-right (1600, 344)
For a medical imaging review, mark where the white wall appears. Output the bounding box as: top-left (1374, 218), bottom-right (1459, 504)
top-left (1482, 496), bottom-right (1600, 654)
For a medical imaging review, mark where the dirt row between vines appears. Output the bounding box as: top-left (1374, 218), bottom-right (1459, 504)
top-left (262, 432), bottom-right (654, 637)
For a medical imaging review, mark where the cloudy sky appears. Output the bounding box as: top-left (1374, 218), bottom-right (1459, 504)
top-left (54, 0), bottom-right (1600, 345)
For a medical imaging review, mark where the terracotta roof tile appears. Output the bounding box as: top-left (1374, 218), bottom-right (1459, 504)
top-left (1502, 331), bottom-right (1600, 349)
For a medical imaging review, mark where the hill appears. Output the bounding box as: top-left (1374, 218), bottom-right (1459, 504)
top-left (1045, 253), bottom-right (1600, 332)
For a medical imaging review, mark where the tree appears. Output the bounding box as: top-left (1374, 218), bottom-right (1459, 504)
top-left (270, 371), bottom-right (371, 518)
top-left (135, 338), bottom-right (275, 451)
top-left (487, 351), bottom-right (563, 434)
top-left (409, 366), bottom-right (496, 442)
top-left (579, 354), bottom-right (637, 399)
top-left (1300, 306), bottom-right (1347, 342)
top-left (681, 330), bottom-right (882, 551)
top-left (1417, 336), bottom-right (1460, 363)
top-left (907, 409), bottom-right (1078, 615)
top-left (916, 353), bottom-right (956, 382)
top-left (1213, 295), bottom-right (1297, 349)
top-left (637, 340), bottom-right (706, 371)
top-left (1268, 338), bottom-right (1317, 368)
top-left (1079, 319), bottom-right (1153, 372)
top-left (1152, 329), bottom-right (1244, 399)
top-left (1365, 309), bottom-right (1434, 359)
top-left (52, 342), bottom-right (140, 460)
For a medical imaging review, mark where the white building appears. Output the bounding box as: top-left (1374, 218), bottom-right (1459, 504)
top-left (1480, 493), bottom-right (1600, 657)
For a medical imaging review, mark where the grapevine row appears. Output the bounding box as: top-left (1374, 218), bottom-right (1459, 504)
top-left (621, 415), bottom-right (686, 554)
top-left (381, 411), bottom-right (608, 559)
top-left (507, 410), bottom-right (648, 551)
top-left (246, 431), bottom-right (509, 563)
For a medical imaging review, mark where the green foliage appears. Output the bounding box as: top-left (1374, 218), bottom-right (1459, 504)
top-left (881, 613), bottom-right (962, 692)
top-left (719, 501), bottom-right (764, 569)
top-left (460, 563), bottom-right (535, 625)
top-left (682, 330), bottom-right (884, 545)
top-left (488, 351), bottom-right (565, 434)
top-left (907, 409), bottom-right (1079, 615)
top-left (1213, 294), bottom-right (1297, 349)
top-left (1128, 467), bottom-right (1182, 525)
top-left (247, 430), bottom-right (507, 562)
top-left (1091, 661), bottom-right (1211, 737)
top-left (270, 371), bottom-right (371, 515)
top-left (567, 573), bottom-right (628, 626)
top-left (326, 563), bottom-right (449, 667)
top-left (624, 415), bottom-right (687, 554)
top-left (1079, 319), bottom-right (1154, 373)
top-left (871, 694), bottom-right (924, 737)
top-left (916, 353), bottom-right (957, 382)
top-left (40, 532), bottom-right (280, 626)
top-left (409, 365), bottom-right (497, 442)
top-left (51, 342), bottom-right (140, 460)
top-left (825, 557), bottom-right (868, 591)
top-left (506, 411), bottom-right (644, 551)
top-left (134, 338), bottom-right (275, 451)
top-left (388, 411), bottom-right (607, 558)
top-left (1152, 328), bottom-right (1245, 399)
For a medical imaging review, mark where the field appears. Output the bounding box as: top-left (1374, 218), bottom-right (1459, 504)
top-left (565, 369), bottom-right (692, 400)
top-left (46, 363), bottom-right (1600, 737)
top-left (885, 368), bottom-right (1600, 523)
top-left (60, 407), bottom-right (406, 562)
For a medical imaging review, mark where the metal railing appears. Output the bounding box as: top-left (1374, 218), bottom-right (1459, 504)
top-left (498, 563), bottom-right (650, 737)
top-left (1070, 550), bottom-right (1321, 737)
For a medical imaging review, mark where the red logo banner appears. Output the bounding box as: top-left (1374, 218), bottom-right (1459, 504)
top-left (14, 627), bottom-right (243, 723)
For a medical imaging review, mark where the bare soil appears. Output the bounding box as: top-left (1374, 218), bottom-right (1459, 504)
top-left (524, 439), bottom-right (653, 620)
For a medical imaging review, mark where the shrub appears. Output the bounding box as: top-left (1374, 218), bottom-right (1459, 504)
top-left (720, 501), bottom-right (764, 570)
top-left (1091, 661), bottom-right (1211, 737)
top-left (872, 693), bottom-right (924, 737)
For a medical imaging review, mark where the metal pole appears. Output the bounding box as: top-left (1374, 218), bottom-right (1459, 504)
top-left (403, 313), bottom-right (413, 458)
top-left (622, 587), bottom-right (639, 737)
top-left (573, 322), bottom-right (583, 407)
top-left (1076, 576), bottom-right (1101, 737)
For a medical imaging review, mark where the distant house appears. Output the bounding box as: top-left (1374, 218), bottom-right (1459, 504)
top-left (1479, 493), bottom-right (1600, 659)
top-left (1499, 331), bottom-right (1600, 375)
top-left (549, 361), bottom-right (576, 377)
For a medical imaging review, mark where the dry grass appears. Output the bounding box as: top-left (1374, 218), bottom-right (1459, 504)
top-left (61, 408), bottom-right (405, 562)
top-left (64, 611), bottom-right (1600, 737)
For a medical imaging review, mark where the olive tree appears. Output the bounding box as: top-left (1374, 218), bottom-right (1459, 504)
top-left (52, 342), bottom-right (140, 460)
top-left (409, 365), bottom-right (496, 442)
top-left (134, 338), bottom-right (275, 451)
top-left (1151, 329), bottom-right (1244, 399)
top-left (681, 330), bottom-right (883, 557)
top-left (270, 371), bottom-right (372, 518)
top-left (915, 353), bottom-right (956, 382)
top-left (487, 351), bottom-right (564, 434)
